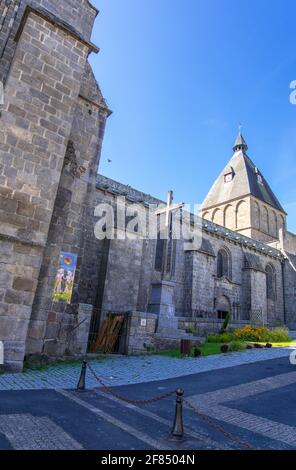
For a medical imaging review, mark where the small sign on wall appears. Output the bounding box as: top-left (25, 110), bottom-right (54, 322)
top-left (140, 319), bottom-right (147, 327)
top-left (52, 252), bottom-right (77, 304)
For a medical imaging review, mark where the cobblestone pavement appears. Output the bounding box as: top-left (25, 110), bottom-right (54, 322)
top-left (187, 370), bottom-right (296, 448)
top-left (0, 346), bottom-right (295, 391)
top-left (1, 355), bottom-right (296, 449)
top-left (0, 414), bottom-right (83, 450)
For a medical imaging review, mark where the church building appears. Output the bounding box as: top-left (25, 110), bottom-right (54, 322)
top-left (0, 0), bottom-right (296, 371)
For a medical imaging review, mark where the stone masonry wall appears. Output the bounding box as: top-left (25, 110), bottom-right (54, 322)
top-left (95, 177), bottom-right (287, 328)
top-left (26, 95), bottom-right (109, 357)
top-left (284, 257), bottom-right (296, 328)
top-left (0, 5), bottom-right (98, 370)
top-left (0, 0), bottom-right (98, 85)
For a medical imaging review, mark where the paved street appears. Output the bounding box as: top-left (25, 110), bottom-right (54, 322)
top-left (0, 351), bottom-right (296, 450)
top-left (0, 346), bottom-right (295, 390)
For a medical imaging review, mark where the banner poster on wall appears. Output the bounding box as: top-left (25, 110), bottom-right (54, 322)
top-left (52, 252), bottom-right (78, 303)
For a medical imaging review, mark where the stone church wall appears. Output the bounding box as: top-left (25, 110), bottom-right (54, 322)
top-left (0, 2), bottom-right (108, 370)
top-left (26, 92), bottom-right (108, 358)
top-left (94, 177), bottom-right (286, 328)
top-left (0, 0), bottom-right (98, 85)
top-left (283, 257), bottom-right (296, 328)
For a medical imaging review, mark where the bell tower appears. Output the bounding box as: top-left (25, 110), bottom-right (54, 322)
top-left (199, 132), bottom-right (287, 243)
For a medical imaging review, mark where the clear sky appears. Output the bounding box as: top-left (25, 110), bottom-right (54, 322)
top-left (89, 0), bottom-right (296, 232)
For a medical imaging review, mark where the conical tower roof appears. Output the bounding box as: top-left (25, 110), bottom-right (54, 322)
top-left (201, 133), bottom-right (286, 214)
top-left (233, 132), bottom-right (248, 152)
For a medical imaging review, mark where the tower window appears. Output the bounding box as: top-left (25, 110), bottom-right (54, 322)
top-left (266, 264), bottom-right (276, 300)
top-left (257, 174), bottom-right (264, 185)
top-left (217, 248), bottom-right (231, 279)
top-left (224, 172), bottom-right (233, 183)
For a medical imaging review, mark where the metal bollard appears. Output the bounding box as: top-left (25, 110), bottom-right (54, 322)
top-left (77, 360), bottom-right (87, 391)
top-left (171, 388), bottom-right (184, 440)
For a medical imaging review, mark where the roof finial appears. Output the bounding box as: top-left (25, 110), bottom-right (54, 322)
top-left (233, 126), bottom-right (248, 153)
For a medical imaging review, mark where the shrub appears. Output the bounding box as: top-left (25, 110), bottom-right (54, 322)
top-left (220, 344), bottom-right (229, 353)
top-left (254, 343), bottom-right (263, 348)
top-left (265, 327), bottom-right (291, 342)
top-left (219, 312), bottom-right (231, 334)
top-left (233, 325), bottom-right (292, 343)
top-left (228, 341), bottom-right (246, 352)
top-left (193, 347), bottom-right (201, 357)
top-left (233, 325), bottom-right (269, 342)
top-left (207, 332), bottom-right (233, 343)
top-left (265, 343), bottom-right (272, 348)
top-left (246, 344), bottom-right (253, 349)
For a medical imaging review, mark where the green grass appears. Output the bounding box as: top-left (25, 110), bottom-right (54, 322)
top-left (200, 342), bottom-right (222, 356)
top-left (158, 342), bottom-right (222, 358)
top-left (157, 340), bottom-right (296, 359)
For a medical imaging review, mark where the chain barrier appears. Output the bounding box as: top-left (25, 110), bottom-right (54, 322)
top-left (87, 362), bottom-right (176, 405)
top-left (79, 361), bottom-right (256, 449)
top-left (184, 398), bottom-right (256, 450)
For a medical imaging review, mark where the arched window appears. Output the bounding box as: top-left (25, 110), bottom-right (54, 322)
top-left (266, 264), bottom-right (276, 300)
top-left (271, 211), bottom-right (278, 238)
top-left (262, 206), bottom-right (269, 234)
top-left (253, 201), bottom-right (260, 229)
top-left (212, 208), bottom-right (223, 226)
top-left (224, 205), bottom-right (236, 230)
top-left (236, 200), bottom-right (247, 229)
top-left (217, 248), bottom-right (231, 279)
top-left (279, 214), bottom-right (286, 233)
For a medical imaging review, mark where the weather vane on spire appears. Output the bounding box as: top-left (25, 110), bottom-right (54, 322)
top-left (238, 122), bottom-right (243, 134)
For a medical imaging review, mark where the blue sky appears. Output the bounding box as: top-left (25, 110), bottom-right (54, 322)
top-left (89, 0), bottom-right (296, 232)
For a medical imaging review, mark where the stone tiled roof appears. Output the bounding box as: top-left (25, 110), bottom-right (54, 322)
top-left (96, 174), bottom-right (163, 205)
top-left (233, 132), bottom-right (248, 152)
top-left (80, 62), bottom-right (110, 111)
top-left (244, 252), bottom-right (265, 271)
top-left (201, 135), bottom-right (286, 214)
top-left (198, 238), bottom-right (215, 257)
top-left (201, 218), bottom-right (283, 260)
top-left (85, 0), bottom-right (99, 14)
top-left (96, 175), bottom-right (284, 260)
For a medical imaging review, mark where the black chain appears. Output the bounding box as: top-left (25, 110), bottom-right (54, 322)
top-left (184, 399), bottom-right (256, 451)
top-left (87, 363), bottom-right (176, 405)
top-left (87, 363), bottom-right (256, 449)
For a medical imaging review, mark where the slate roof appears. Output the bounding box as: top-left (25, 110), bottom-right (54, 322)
top-left (80, 62), bottom-right (110, 111)
top-left (201, 133), bottom-right (286, 214)
top-left (198, 238), bottom-right (215, 257)
top-left (96, 175), bottom-right (283, 260)
top-left (244, 252), bottom-right (265, 272)
top-left (233, 132), bottom-right (248, 152)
